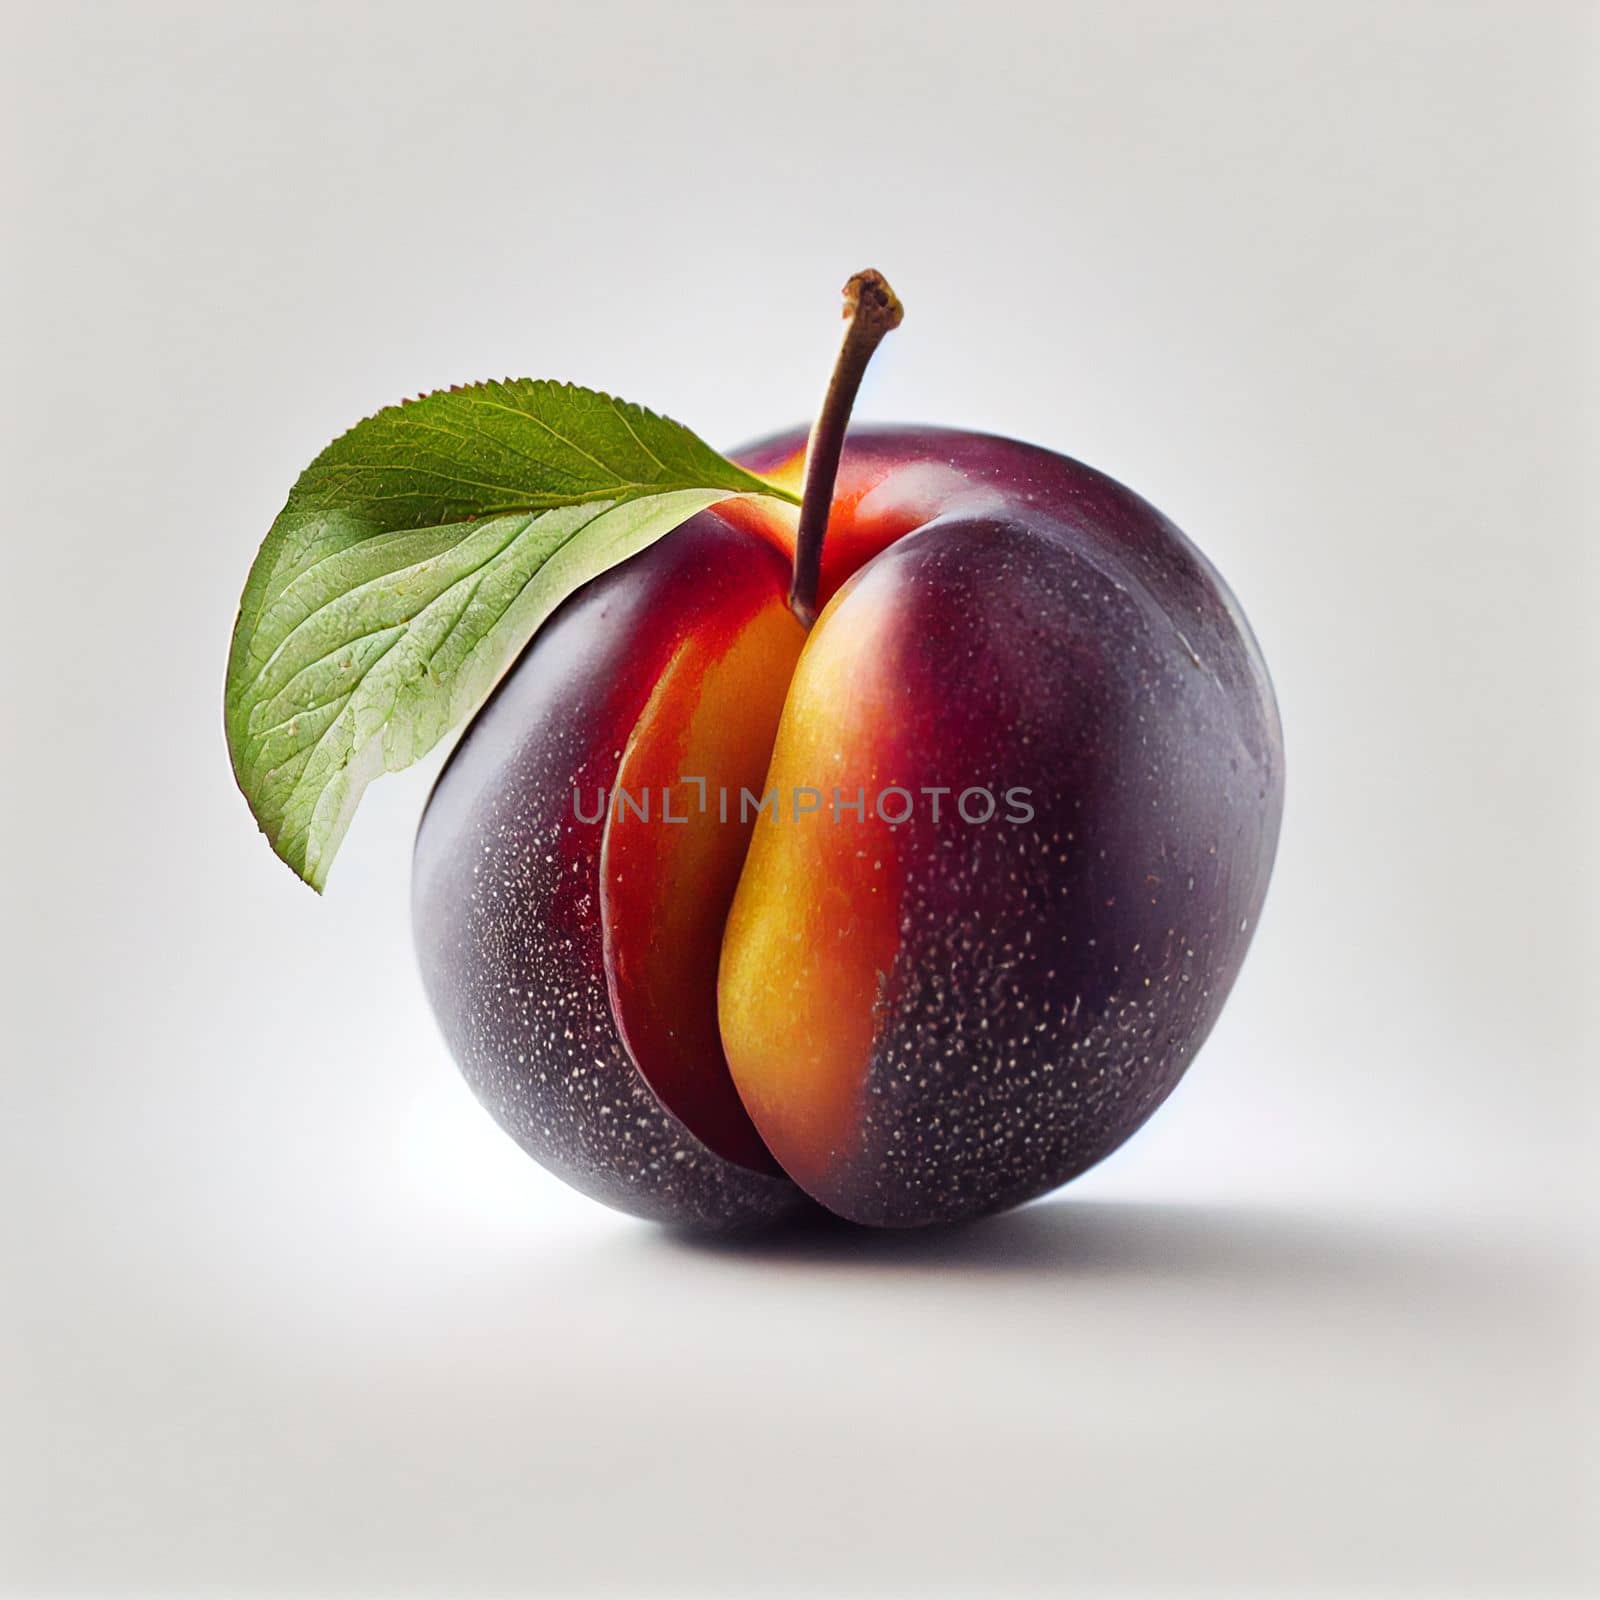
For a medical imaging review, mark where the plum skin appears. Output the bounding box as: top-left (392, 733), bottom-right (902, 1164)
top-left (412, 426), bottom-right (1284, 1229)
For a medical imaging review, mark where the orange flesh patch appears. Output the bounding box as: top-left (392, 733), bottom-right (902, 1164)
top-left (601, 596), bottom-right (806, 1172)
top-left (715, 581), bottom-right (906, 1191)
top-left (603, 459), bottom-right (948, 1182)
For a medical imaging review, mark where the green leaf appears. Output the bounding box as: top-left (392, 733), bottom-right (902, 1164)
top-left (225, 380), bottom-right (800, 890)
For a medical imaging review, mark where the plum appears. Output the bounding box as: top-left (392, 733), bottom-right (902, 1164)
top-left (414, 413), bottom-right (1281, 1227)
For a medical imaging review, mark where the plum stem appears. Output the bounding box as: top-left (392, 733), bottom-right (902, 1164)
top-left (787, 269), bottom-right (903, 628)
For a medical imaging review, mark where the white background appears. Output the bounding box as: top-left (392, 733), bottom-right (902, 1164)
top-left (4, 2), bottom-right (1595, 1594)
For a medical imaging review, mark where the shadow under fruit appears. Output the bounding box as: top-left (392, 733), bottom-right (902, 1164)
top-left (412, 275), bottom-right (1284, 1229)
